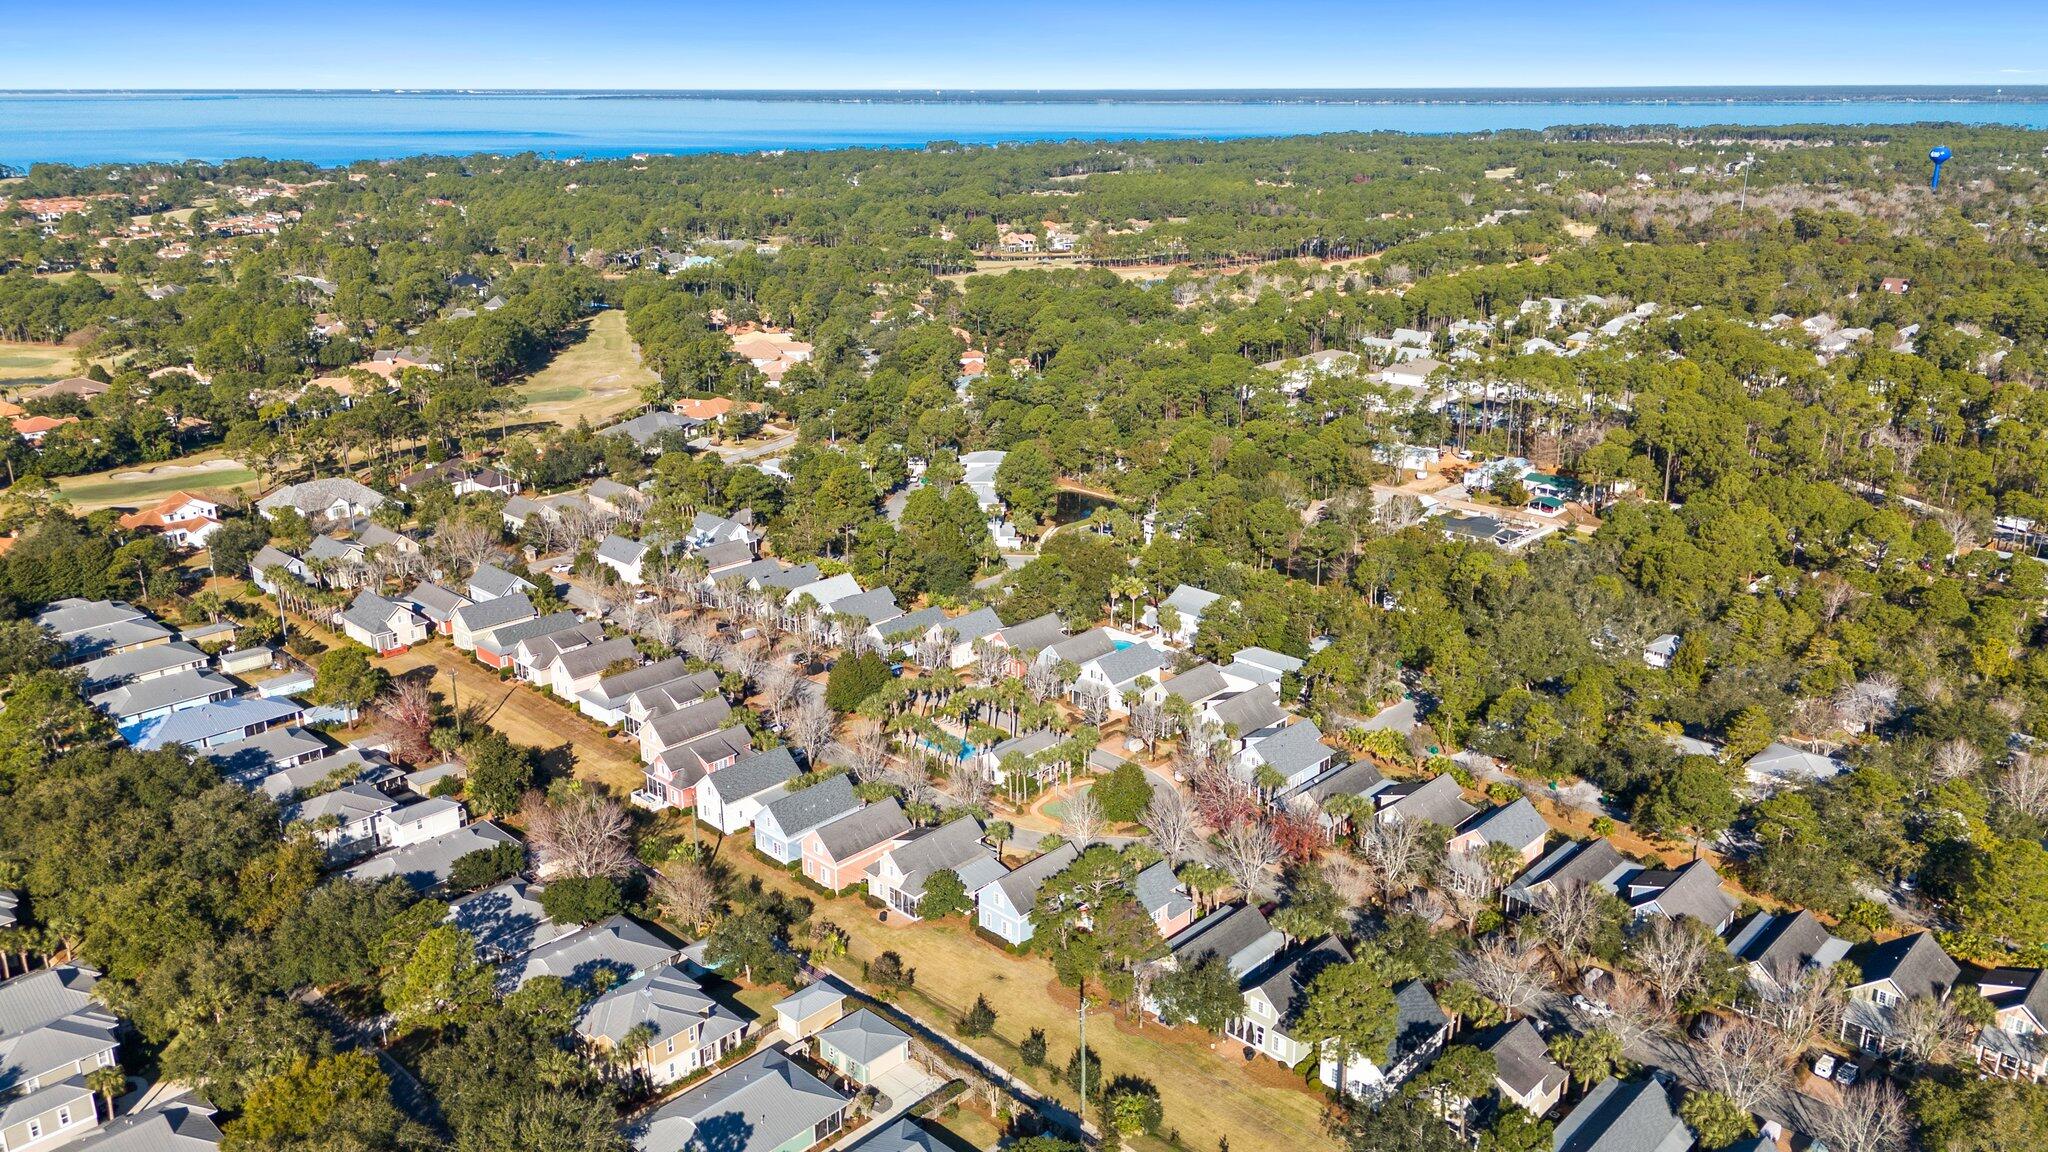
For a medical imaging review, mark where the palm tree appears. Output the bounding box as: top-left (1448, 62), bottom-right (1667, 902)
top-left (617, 1023), bottom-right (658, 1090)
top-left (86, 1065), bottom-right (125, 1120)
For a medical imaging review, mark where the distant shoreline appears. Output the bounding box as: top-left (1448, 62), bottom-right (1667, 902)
top-left (7, 86), bottom-right (2048, 106)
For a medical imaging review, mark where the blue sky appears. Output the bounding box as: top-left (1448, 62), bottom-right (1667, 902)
top-left (8, 1), bottom-right (2047, 90)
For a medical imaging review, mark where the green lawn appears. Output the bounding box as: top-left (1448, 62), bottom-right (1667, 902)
top-left (682, 829), bottom-right (1340, 1152)
top-left (0, 341), bottom-right (78, 388)
top-left (509, 310), bottom-right (656, 429)
top-left (54, 452), bottom-right (261, 511)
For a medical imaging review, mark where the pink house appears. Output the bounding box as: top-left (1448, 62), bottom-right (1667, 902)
top-left (801, 801), bottom-right (912, 892)
top-left (1136, 860), bottom-right (1197, 938)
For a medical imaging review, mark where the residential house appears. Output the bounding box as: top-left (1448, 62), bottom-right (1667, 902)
top-left (1841, 931), bottom-right (1959, 1056)
top-left (1071, 645), bottom-right (1171, 717)
top-left (83, 1094), bottom-right (224, 1151)
top-left (1145, 584), bottom-right (1225, 645)
top-left (342, 820), bottom-right (520, 892)
top-left (1619, 859), bottom-right (1738, 933)
top-left (76, 642), bottom-right (208, 692)
top-left (587, 478), bottom-right (645, 517)
top-left (1371, 774), bottom-right (1477, 830)
top-left (1447, 798), bottom-right (1550, 869)
top-left (288, 782), bottom-right (399, 858)
top-left (474, 610), bottom-right (582, 671)
top-left (1318, 979), bottom-right (1450, 1101)
top-left (1743, 742), bottom-right (1848, 792)
top-left (205, 727), bottom-right (332, 790)
top-left (90, 669), bottom-right (235, 728)
top-left (753, 776), bottom-right (861, 865)
top-left (622, 670), bottom-right (723, 735)
top-left (469, 564), bottom-right (538, 603)
top-left (647, 729), bottom-right (752, 809)
top-left (867, 818), bottom-right (1005, 920)
top-left (852, 1117), bottom-right (949, 1152)
top-left (976, 728), bottom-right (1063, 787)
top-left (1551, 1075), bottom-right (1691, 1152)
top-left (1153, 906), bottom-right (1287, 1011)
top-left (403, 582), bottom-right (471, 636)
top-left (36, 600), bottom-right (171, 662)
top-left (1235, 720), bottom-right (1335, 796)
top-left (627, 1046), bottom-right (850, 1152)
top-left (450, 594), bottom-right (536, 651)
top-left (337, 591), bottom-right (430, 655)
top-left (638, 695), bottom-right (733, 769)
top-left (248, 545), bottom-right (312, 594)
top-left (813, 1009), bottom-right (910, 1087)
top-left (0, 966), bottom-right (120, 1097)
top-left (1153, 662), bottom-right (1232, 711)
top-left (378, 798), bottom-right (469, 849)
top-left (1227, 936), bottom-right (1351, 1066)
top-left (1643, 633), bottom-right (1682, 670)
top-left (773, 984), bottom-right (846, 1042)
top-left (577, 964), bottom-right (747, 1087)
top-left (115, 491), bottom-right (223, 548)
top-left (395, 460), bottom-right (516, 497)
top-left (1974, 966), bottom-right (2048, 1080)
top-left (931, 606), bottom-right (1004, 669)
top-left (577, 658), bottom-right (697, 728)
top-left (801, 801), bottom-right (912, 892)
top-left (1134, 861), bottom-right (1198, 939)
top-left (129, 696), bottom-right (301, 752)
top-left (977, 843), bottom-right (1079, 946)
top-left (0, 1075), bottom-right (99, 1151)
top-left (519, 915), bottom-right (680, 988)
top-left (697, 749), bottom-right (801, 834)
top-left (1726, 909), bottom-right (1850, 1019)
top-left (550, 637), bottom-right (640, 701)
top-left (256, 478), bottom-right (386, 523)
top-left (1471, 1020), bottom-right (1566, 1117)
top-left (1502, 838), bottom-right (1632, 916)
top-left (601, 411), bottom-right (695, 451)
top-left (596, 535), bottom-right (652, 586)
top-left (447, 880), bottom-right (574, 964)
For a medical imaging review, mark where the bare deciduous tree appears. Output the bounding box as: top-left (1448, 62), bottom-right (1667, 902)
top-left (1023, 658), bottom-right (1071, 705)
top-left (790, 699), bottom-right (836, 766)
top-left (378, 677), bottom-right (438, 765)
top-left (1459, 935), bottom-right (1554, 1020)
top-left (1218, 816), bottom-right (1281, 899)
top-left (432, 519), bottom-right (500, 578)
top-left (1931, 738), bottom-right (1985, 785)
top-left (1060, 790), bottom-right (1105, 848)
top-left (1687, 1018), bottom-right (1791, 1114)
top-left (1751, 962), bottom-right (1844, 1057)
top-left (523, 788), bottom-right (637, 880)
top-left (1810, 1081), bottom-right (1911, 1152)
top-left (1359, 818), bottom-right (1431, 900)
top-left (1145, 786), bottom-right (1199, 864)
top-left (1535, 880), bottom-right (1606, 976)
top-left (653, 860), bottom-right (718, 931)
top-left (1995, 751), bottom-right (2048, 820)
top-left (1627, 916), bottom-right (1715, 1009)
top-left (1890, 988), bottom-right (1973, 1066)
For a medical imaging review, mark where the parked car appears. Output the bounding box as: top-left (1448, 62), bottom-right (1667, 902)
top-left (632, 590), bottom-right (658, 605)
top-left (1811, 1053), bottom-right (1837, 1080)
top-left (1571, 994), bottom-right (1614, 1018)
top-left (1834, 1061), bottom-right (1859, 1086)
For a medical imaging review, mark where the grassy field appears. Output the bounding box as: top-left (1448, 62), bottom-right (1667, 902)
top-left (509, 310), bottom-right (655, 429)
top-left (55, 451), bottom-right (262, 511)
top-left (380, 638), bottom-right (646, 795)
top-left (0, 340), bottom-right (78, 388)
top-left (681, 827), bottom-right (1341, 1152)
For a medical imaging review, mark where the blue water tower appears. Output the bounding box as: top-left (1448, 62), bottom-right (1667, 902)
top-left (1929, 146), bottom-right (1952, 191)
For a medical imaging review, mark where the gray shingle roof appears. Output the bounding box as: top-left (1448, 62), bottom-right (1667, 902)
top-left (629, 1046), bottom-right (847, 1152)
top-left (999, 612), bottom-right (1067, 653)
top-left (90, 669), bottom-right (233, 719)
top-left (1472, 1019), bottom-right (1565, 1101)
top-left (1159, 662), bottom-right (1229, 705)
top-left (555, 637), bottom-right (640, 681)
top-left (645, 696), bottom-right (732, 748)
top-left (453, 593), bottom-right (536, 634)
top-left (343, 821), bottom-right (520, 891)
top-left (78, 641), bottom-right (207, 687)
top-left (816, 1008), bottom-right (910, 1064)
top-left (404, 581), bottom-right (470, 623)
top-left (1133, 860), bottom-right (1192, 923)
top-left (478, 610), bottom-right (582, 653)
top-left (809, 800), bottom-right (910, 859)
top-left (1246, 720), bottom-right (1331, 779)
top-left (577, 963), bottom-right (740, 1050)
top-left (132, 697), bottom-right (301, 749)
top-left (988, 842), bottom-right (1079, 912)
top-left (1622, 859), bottom-right (1737, 930)
top-left (1209, 688), bottom-right (1287, 735)
top-left (942, 606), bottom-right (1004, 644)
top-left (470, 564), bottom-right (537, 600)
top-left (1453, 797), bottom-right (1549, 852)
top-left (1553, 1076), bottom-right (1691, 1152)
top-left (828, 588), bottom-right (899, 627)
top-left (883, 817), bottom-right (994, 898)
top-left (1853, 931), bottom-right (1959, 1001)
top-left (759, 774), bottom-right (859, 837)
top-left (257, 477), bottom-right (386, 517)
top-left (447, 879), bottom-right (573, 961)
top-left (1728, 910), bottom-right (1850, 976)
top-left (1166, 905), bottom-right (1283, 976)
top-left (1090, 644), bottom-right (1170, 687)
top-left (705, 748), bottom-right (801, 804)
top-left (1505, 838), bottom-right (1631, 908)
top-left (1375, 773), bottom-right (1476, 828)
top-left (1246, 936), bottom-right (1350, 1027)
top-left (519, 914), bottom-right (679, 986)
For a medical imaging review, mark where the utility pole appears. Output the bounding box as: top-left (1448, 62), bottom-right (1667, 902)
top-left (1077, 995), bottom-right (1089, 1108)
top-left (448, 667), bottom-right (461, 737)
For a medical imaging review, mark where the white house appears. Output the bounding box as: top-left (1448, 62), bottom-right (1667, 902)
top-left (257, 477), bottom-right (388, 523)
top-left (866, 817), bottom-right (1004, 920)
top-left (977, 843), bottom-right (1078, 946)
top-left (337, 591), bottom-right (431, 656)
top-left (696, 748), bottom-right (802, 834)
top-left (753, 775), bottom-right (860, 864)
top-left (1143, 584), bottom-right (1225, 646)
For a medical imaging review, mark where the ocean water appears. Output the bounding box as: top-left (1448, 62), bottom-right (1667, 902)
top-left (4, 88), bottom-right (2048, 168)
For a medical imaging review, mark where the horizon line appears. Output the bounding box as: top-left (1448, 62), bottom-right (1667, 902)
top-left (7, 83), bottom-right (2048, 95)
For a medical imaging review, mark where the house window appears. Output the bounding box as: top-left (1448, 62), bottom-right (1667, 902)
top-left (58, 1107), bottom-right (72, 1126)
top-left (1871, 988), bottom-right (1898, 1007)
top-left (27, 1121), bottom-right (41, 1139)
